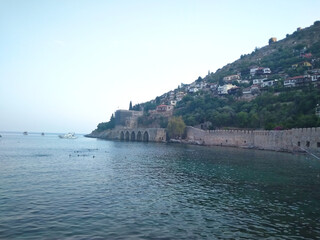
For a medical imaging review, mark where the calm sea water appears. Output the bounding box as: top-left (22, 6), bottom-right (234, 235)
top-left (1, 133), bottom-right (320, 239)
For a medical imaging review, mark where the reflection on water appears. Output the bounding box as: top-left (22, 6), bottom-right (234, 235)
top-left (0, 134), bottom-right (320, 239)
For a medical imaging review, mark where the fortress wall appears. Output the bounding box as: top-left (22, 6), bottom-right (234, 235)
top-left (186, 127), bottom-right (320, 153)
top-left (87, 126), bottom-right (320, 153)
top-left (87, 128), bottom-right (166, 143)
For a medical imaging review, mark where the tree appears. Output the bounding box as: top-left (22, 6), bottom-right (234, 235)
top-left (96, 114), bottom-right (115, 132)
top-left (167, 116), bottom-right (186, 139)
top-left (129, 101), bottom-right (133, 110)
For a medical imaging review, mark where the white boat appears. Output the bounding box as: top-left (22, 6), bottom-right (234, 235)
top-left (58, 132), bottom-right (77, 139)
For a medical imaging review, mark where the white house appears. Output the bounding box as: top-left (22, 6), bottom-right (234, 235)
top-left (311, 74), bottom-right (320, 82)
top-left (250, 67), bottom-right (259, 76)
top-left (253, 78), bottom-right (267, 85)
top-left (223, 74), bottom-right (240, 82)
top-left (176, 92), bottom-right (186, 101)
top-left (217, 84), bottom-right (236, 95)
top-left (250, 67), bottom-right (271, 76)
top-left (170, 100), bottom-right (177, 106)
top-left (240, 80), bottom-right (250, 84)
top-left (188, 87), bottom-right (199, 93)
top-left (262, 79), bottom-right (276, 87)
top-left (284, 79), bottom-right (296, 87)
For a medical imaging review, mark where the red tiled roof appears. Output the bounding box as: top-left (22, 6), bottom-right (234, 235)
top-left (287, 76), bottom-right (305, 80)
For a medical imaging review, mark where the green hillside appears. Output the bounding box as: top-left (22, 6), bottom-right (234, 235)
top-left (96, 21), bottom-right (320, 132)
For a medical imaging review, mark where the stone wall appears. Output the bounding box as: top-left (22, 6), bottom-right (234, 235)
top-left (185, 126), bottom-right (320, 153)
top-left (114, 110), bottom-right (143, 129)
top-left (86, 127), bottom-right (166, 143)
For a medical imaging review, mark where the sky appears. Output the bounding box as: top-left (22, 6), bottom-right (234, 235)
top-left (0, 0), bottom-right (319, 133)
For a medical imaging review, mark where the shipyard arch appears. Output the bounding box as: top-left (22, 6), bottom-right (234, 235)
top-left (120, 131), bottom-right (124, 141)
top-left (119, 129), bottom-right (149, 142)
top-left (125, 131), bottom-right (130, 141)
top-left (131, 131), bottom-right (136, 141)
top-left (137, 131), bottom-right (142, 141)
top-left (143, 131), bottom-right (149, 142)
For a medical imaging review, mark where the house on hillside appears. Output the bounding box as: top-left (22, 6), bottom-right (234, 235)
top-left (250, 66), bottom-right (259, 76)
top-left (218, 84), bottom-right (236, 95)
top-left (227, 86), bottom-right (240, 95)
top-left (253, 78), bottom-right (267, 86)
top-left (284, 78), bottom-right (297, 87)
top-left (302, 61), bottom-right (312, 67)
top-left (156, 104), bottom-right (173, 112)
top-left (168, 91), bottom-right (175, 100)
top-left (301, 53), bottom-right (312, 58)
top-left (170, 100), bottom-right (177, 106)
top-left (311, 74), bottom-right (320, 82)
top-left (239, 80), bottom-right (250, 84)
top-left (176, 92), bottom-right (186, 101)
top-left (250, 67), bottom-right (271, 76)
top-left (262, 79), bottom-right (276, 88)
top-left (188, 87), bottom-right (199, 93)
top-left (256, 67), bottom-right (271, 75)
top-left (242, 87), bottom-right (252, 95)
top-left (284, 75), bottom-right (311, 87)
top-left (223, 74), bottom-right (240, 82)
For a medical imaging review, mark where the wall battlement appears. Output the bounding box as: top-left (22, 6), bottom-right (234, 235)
top-left (186, 127), bottom-right (320, 153)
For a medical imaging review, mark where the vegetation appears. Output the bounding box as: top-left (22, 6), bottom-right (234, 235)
top-left (94, 21), bottom-right (320, 133)
top-left (166, 116), bottom-right (186, 139)
top-left (94, 114), bottom-right (115, 132)
top-left (175, 87), bottom-right (320, 130)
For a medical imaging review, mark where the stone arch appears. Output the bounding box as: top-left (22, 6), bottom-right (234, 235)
top-left (143, 131), bottom-right (149, 142)
top-left (125, 131), bottom-right (130, 141)
top-left (131, 131), bottom-right (136, 141)
top-left (120, 131), bottom-right (124, 141)
top-left (137, 131), bottom-right (142, 141)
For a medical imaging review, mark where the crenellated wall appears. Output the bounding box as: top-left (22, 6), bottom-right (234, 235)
top-left (186, 127), bottom-right (320, 153)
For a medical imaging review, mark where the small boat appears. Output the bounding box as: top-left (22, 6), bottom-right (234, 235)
top-left (58, 132), bottom-right (77, 139)
top-left (23, 131), bottom-right (28, 135)
top-left (41, 132), bottom-right (45, 136)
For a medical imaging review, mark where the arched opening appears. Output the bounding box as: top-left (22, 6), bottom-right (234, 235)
top-left (125, 131), bottom-right (130, 141)
top-left (120, 131), bottom-right (124, 141)
top-left (143, 131), bottom-right (149, 142)
top-left (137, 131), bottom-right (142, 141)
top-left (131, 131), bottom-right (136, 141)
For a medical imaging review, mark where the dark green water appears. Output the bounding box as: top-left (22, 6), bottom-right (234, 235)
top-left (0, 133), bottom-right (320, 239)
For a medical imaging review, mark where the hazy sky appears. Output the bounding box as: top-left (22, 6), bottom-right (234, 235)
top-left (1, 0), bottom-right (319, 133)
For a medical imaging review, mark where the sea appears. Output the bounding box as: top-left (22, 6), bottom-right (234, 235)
top-left (0, 132), bottom-right (320, 239)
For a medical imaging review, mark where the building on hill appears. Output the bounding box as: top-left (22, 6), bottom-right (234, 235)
top-left (269, 37), bottom-right (277, 45)
top-left (284, 75), bottom-right (312, 87)
top-left (253, 78), bottom-right (267, 86)
top-left (156, 104), bottom-right (173, 112)
top-left (223, 74), bottom-right (240, 82)
top-left (311, 74), bottom-right (320, 82)
top-left (188, 87), bottom-right (199, 93)
top-left (218, 84), bottom-right (236, 95)
top-left (170, 100), bottom-right (177, 106)
top-left (250, 67), bottom-right (271, 76)
top-left (176, 92), bottom-right (186, 101)
top-left (256, 67), bottom-right (271, 75)
top-left (115, 110), bottom-right (143, 129)
top-left (262, 79), bottom-right (277, 88)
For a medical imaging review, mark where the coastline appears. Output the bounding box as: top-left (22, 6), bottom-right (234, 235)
top-left (86, 126), bottom-right (320, 158)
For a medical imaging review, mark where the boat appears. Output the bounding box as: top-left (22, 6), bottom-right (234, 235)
top-left (41, 132), bottom-right (45, 136)
top-left (23, 131), bottom-right (28, 135)
top-left (58, 132), bottom-right (77, 139)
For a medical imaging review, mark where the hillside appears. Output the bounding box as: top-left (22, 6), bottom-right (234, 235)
top-left (95, 21), bottom-right (320, 132)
